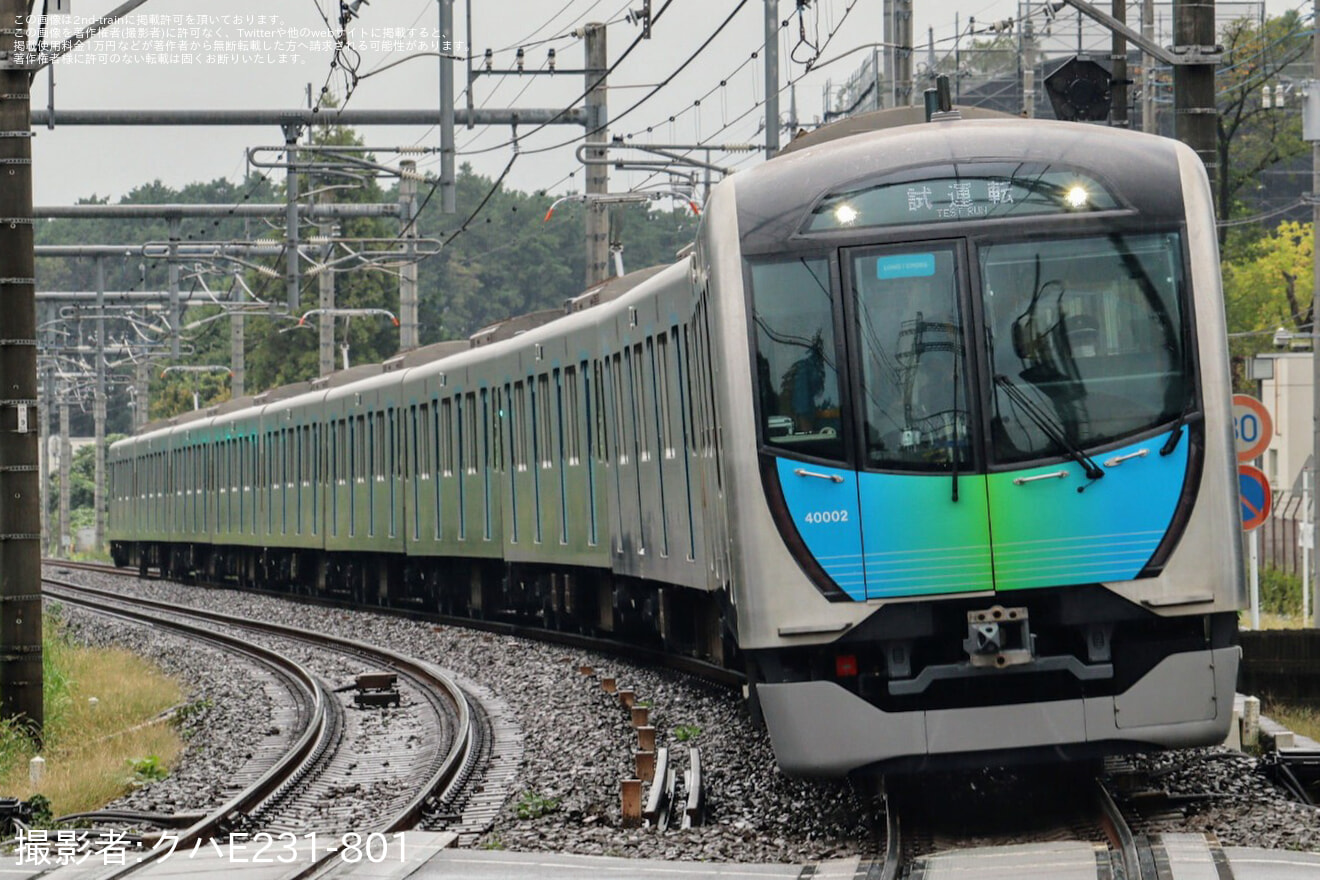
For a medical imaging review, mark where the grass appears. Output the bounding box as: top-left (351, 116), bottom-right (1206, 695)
top-left (1263, 701), bottom-right (1320, 744)
top-left (0, 608), bottom-right (186, 818)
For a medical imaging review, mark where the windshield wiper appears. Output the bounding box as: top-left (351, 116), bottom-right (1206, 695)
top-left (994, 374), bottom-right (1105, 487)
top-left (1160, 408), bottom-right (1203, 456)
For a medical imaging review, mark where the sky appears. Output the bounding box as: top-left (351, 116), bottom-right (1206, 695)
top-left (26, 0), bottom-right (1304, 208)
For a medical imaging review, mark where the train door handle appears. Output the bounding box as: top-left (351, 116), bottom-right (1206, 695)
top-left (793, 468), bottom-right (844, 483)
top-left (1012, 470), bottom-right (1069, 485)
top-left (1104, 448), bottom-right (1149, 468)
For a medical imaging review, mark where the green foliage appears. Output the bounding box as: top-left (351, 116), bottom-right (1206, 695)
top-left (1215, 11), bottom-right (1310, 230)
top-left (126, 755), bottom-right (168, 784)
top-left (170, 698), bottom-right (214, 740)
top-left (1222, 219), bottom-right (1312, 386)
top-left (672, 724), bottom-right (702, 742)
top-left (1259, 566), bottom-right (1304, 617)
top-left (514, 790), bottom-right (560, 820)
top-left (477, 835), bottom-right (505, 850)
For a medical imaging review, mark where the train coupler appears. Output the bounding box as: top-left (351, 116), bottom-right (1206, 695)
top-left (962, 605), bottom-right (1033, 669)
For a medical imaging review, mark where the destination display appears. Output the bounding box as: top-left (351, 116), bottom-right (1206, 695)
top-left (805, 163), bottom-right (1119, 231)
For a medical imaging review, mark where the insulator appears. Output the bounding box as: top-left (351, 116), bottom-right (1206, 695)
top-left (483, 48), bottom-right (493, 71)
top-left (548, 48), bottom-right (556, 72)
top-left (516, 48), bottom-right (525, 72)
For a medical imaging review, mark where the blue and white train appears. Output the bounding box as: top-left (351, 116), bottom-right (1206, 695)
top-left (110, 110), bottom-right (1244, 776)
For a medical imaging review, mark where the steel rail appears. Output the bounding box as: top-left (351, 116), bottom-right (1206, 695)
top-left (43, 569), bottom-right (472, 837)
top-left (1095, 777), bottom-right (1145, 880)
top-left (42, 578), bottom-right (328, 873)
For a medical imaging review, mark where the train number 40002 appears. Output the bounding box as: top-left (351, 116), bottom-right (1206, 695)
top-left (803, 509), bottom-right (849, 524)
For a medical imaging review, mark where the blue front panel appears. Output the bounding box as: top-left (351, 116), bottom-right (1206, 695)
top-left (987, 431), bottom-right (1189, 590)
top-left (857, 472), bottom-right (994, 598)
top-left (774, 459), bottom-right (865, 600)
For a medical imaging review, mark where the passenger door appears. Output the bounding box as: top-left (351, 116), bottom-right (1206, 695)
top-left (845, 243), bottom-right (994, 599)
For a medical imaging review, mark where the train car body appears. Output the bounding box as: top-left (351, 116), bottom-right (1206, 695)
top-left (109, 114), bottom-right (1244, 777)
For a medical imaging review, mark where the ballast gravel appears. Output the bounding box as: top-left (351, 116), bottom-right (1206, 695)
top-left (51, 568), bottom-right (1320, 861)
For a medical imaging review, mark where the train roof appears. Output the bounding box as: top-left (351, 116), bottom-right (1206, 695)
top-left (120, 261), bottom-right (682, 443)
top-left (733, 116), bottom-right (1190, 254)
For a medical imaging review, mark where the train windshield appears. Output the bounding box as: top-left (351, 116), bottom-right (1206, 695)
top-left (981, 232), bottom-right (1189, 463)
top-left (749, 257), bottom-right (846, 460)
top-left (850, 245), bottom-right (973, 471)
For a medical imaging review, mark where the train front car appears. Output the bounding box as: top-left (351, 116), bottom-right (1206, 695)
top-left (706, 118), bottom-right (1244, 776)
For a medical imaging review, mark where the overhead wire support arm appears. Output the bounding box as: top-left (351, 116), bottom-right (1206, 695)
top-left (1057, 0), bottom-right (1222, 65)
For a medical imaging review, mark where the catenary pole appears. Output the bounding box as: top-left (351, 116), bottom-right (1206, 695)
top-left (1312, 0), bottom-right (1320, 625)
top-left (1173, 1), bottom-right (1217, 200)
top-left (765, 0), bottom-right (779, 158)
top-left (439, 0), bottom-right (456, 214)
top-left (1112, 0), bottom-right (1129, 126)
top-left (1142, 0), bottom-right (1157, 132)
top-left (94, 258), bottom-right (106, 553)
top-left (0, 0), bottom-right (42, 733)
top-left (399, 160), bottom-right (419, 351)
top-left (584, 23), bottom-right (610, 287)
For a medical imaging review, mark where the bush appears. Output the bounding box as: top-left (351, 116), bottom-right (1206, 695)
top-left (1259, 566), bottom-right (1304, 616)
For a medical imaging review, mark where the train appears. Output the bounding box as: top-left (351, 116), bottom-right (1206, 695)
top-left (108, 109), bottom-right (1245, 777)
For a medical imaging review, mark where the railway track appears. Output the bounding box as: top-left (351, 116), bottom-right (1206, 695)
top-left (41, 570), bottom-right (479, 876)
top-left (872, 759), bottom-right (1258, 880)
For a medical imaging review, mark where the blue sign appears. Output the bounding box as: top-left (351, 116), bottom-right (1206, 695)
top-left (1238, 464), bottom-right (1272, 531)
top-left (877, 254), bottom-right (936, 280)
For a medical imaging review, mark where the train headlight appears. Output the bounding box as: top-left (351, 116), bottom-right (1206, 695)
top-left (833, 203), bottom-right (860, 225)
top-left (1064, 185), bottom-right (1089, 209)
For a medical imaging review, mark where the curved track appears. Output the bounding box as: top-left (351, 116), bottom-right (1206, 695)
top-left (42, 569), bottom-right (476, 876)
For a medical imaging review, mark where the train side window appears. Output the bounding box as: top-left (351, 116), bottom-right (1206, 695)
top-left (418, 403), bottom-right (430, 476)
top-left (563, 366), bottom-right (579, 465)
top-left (537, 374), bottom-right (551, 469)
top-left (682, 326), bottom-right (697, 454)
top-left (464, 392), bottom-right (477, 474)
top-left (656, 333), bottom-right (674, 459)
top-left (748, 257), bottom-right (844, 461)
top-left (611, 353), bottom-right (627, 465)
top-left (441, 398), bottom-right (454, 476)
top-left (492, 387), bottom-right (504, 472)
top-left (631, 343), bottom-right (648, 462)
top-left (593, 359), bottom-right (607, 464)
top-left (355, 415), bottom-right (366, 481)
top-left (513, 381), bottom-right (528, 472)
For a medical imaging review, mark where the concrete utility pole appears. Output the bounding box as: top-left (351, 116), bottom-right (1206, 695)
top-left (167, 218), bottom-right (181, 357)
top-left (1022, 18), bottom-right (1038, 117)
top-left (94, 258), bottom-right (106, 552)
top-left (37, 367), bottom-right (48, 556)
top-left (317, 212), bottom-right (336, 378)
top-left (1142, 0), bottom-right (1157, 132)
top-left (1173, 1), bottom-right (1217, 200)
top-left (230, 272), bottom-right (245, 399)
top-left (584, 22), bottom-right (610, 288)
top-left (58, 392), bottom-right (69, 559)
top-left (438, 0), bottom-right (456, 214)
top-left (284, 123), bottom-right (303, 314)
top-left (399, 160), bottom-right (420, 351)
top-left (0, 0), bottom-right (43, 732)
top-left (1313, 0), bottom-right (1320, 625)
top-left (133, 359), bottom-right (149, 430)
top-left (1112, 0), bottom-right (1129, 126)
top-left (895, 0), bottom-right (913, 107)
top-left (765, 0), bottom-right (779, 158)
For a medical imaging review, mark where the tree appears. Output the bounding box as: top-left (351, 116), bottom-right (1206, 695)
top-left (1215, 11), bottom-right (1310, 237)
top-left (1223, 219), bottom-right (1312, 383)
